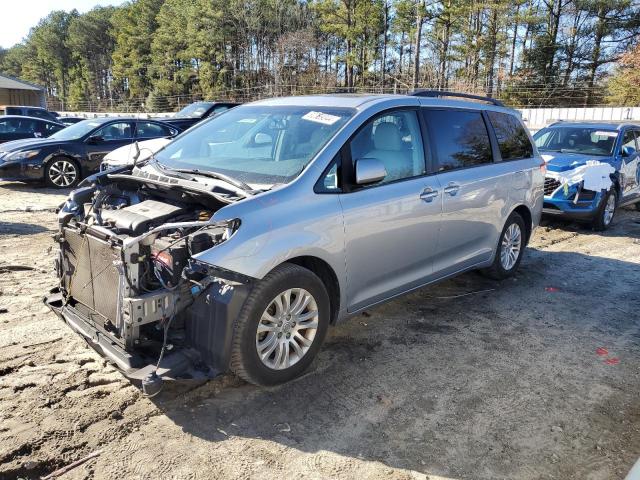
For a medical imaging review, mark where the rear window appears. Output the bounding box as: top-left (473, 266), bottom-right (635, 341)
top-left (423, 109), bottom-right (493, 171)
top-left (488, 112), bottom-right (533, 160)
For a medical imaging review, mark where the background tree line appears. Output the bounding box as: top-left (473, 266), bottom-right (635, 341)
top-left (0, 0), bottom-right (638, 112)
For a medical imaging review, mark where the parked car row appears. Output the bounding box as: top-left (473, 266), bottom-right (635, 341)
top-left (0, 101), bottom-right (238, 188)
top-left (0, 117), bottom-right (180, 187)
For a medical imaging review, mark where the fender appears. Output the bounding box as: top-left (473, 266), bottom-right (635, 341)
top-left (194, 185), bottom-right (347, 283)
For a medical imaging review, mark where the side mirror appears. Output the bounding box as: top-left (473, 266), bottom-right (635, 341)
top-left (621, 145), bottom-right (636, 158)
top-left (355, 158), bottom-right (387, 185)
top-left (254, 132), bottom-right (272, 146)
top-left (87, 135), bottom-right (104, 144)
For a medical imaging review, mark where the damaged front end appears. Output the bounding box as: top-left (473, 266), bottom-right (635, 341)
top-left (45, 168), bottom-right (252, 392)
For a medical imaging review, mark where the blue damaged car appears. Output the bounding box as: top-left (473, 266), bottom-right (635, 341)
top-left (534, 121), bottom-right (640, 230)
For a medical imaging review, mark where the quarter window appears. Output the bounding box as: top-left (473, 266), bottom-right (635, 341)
top-left (423, 110), bottom-right (493, 171)
top-left (316, 155), bottom-right (342, 193)
top-left (349, 110), bottom-right (426, 185)
top-left (488, 111), bottom-right (533, 160)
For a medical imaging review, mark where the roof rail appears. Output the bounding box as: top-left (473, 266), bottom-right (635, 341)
top-left (410, 89), bottom-right (505, 107)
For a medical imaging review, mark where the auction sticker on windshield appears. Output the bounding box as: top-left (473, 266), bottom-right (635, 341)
top-left (302, 111), bottom-right (341, 125)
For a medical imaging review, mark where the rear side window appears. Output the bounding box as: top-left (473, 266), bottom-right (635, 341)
top-left (488, 112), bottom-right (533, 160)
top-left (423, 109), bottom-right (493, 171)
top-left (136, 121), bottom-right (172, 139)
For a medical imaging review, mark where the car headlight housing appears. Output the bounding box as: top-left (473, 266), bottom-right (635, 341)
top-left (6, 149), bottom-right (41, 161)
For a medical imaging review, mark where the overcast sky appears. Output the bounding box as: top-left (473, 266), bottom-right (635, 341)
top-left (0, 0), bottom-right (128, 49)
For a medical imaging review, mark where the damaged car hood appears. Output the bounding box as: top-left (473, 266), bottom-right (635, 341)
top-left (541, 152), bottom-right (615, 173)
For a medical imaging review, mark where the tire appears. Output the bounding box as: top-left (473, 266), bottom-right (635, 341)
top-left (591, 188), bottom-right (617, 231)
top-left (44, 157), bottom-right (81, 188)
top-left (481, 211), bottom-right (526, 280)
top-left (229, 263), bottom-right (330, 386)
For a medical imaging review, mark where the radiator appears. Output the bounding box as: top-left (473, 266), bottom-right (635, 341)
top-left (61, 228), bottom-right (121, 325)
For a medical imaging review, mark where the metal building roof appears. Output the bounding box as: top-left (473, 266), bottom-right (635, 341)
top-left (0, 73), bottom-right (44, 91)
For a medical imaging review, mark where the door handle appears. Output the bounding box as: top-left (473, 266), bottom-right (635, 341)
top-left (443, 183), bottom-right (460, 196)
top-left (420, 187), bottom-right (439, 202)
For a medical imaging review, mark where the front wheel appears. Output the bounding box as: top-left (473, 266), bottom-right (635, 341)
top-left (229, 263), bottom-right (330, 386)
top-left (591, 188), bottom-right (617, 231)
top-left (44, 157), bottom-right (80, 188)
top-left (481, 212), bottom-right (526, 280)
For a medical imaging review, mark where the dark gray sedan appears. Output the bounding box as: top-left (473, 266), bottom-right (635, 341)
top-left (0, 115), bottom-right (65, 144)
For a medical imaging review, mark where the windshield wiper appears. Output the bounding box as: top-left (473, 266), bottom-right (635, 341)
top-left (147, 159), bottom-right (195, 181)
top-left (171, 168), bottom-right (254, 194)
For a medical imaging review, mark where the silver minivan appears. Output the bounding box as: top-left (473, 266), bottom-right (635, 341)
top-left (48, 92), bottom-right (544, 392)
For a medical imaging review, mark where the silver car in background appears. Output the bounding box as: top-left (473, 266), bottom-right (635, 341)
top-left (47, 92), bottom-right (544, 392)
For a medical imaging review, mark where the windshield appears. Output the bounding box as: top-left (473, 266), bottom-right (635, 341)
top-left (50, 119), bottom-right (103, 141)
top-left (155, 105), bottom-right (354, 185)
top-left (533, 126), bottom-right (618, 156)
top-left (174, 102), bottom-right (214, 119)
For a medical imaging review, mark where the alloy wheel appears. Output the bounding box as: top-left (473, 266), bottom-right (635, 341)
top-left (255, 288), bottom-right (319, 370)
top-left (48, 159), bottom-right (78, 187)
top-left (500, 223), bottom-right (522, 271)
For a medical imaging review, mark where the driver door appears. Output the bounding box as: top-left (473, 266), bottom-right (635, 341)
top-left (85, 121), bottom-right (135, 171)
top-left (338, 109), bottom-right (442, 312)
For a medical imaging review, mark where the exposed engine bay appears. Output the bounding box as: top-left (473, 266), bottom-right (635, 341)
top-left (46, 167), bottom-right (251, 394)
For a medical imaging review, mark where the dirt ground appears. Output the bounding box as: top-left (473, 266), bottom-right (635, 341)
top-left (0, 180), bottom-right (639, 480)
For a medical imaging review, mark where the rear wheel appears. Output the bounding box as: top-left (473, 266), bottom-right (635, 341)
top-left (45, 157), bottom-right (80, 188)
top-left (229, 263), bottom-right (330, 386)
top-left (481, 212), bottom-right (526, 280)
top-left (591, 188), bottom-right (617, 231)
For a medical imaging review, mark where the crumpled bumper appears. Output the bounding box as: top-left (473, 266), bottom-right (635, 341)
top-left (542, 188), bottom-right (603, 221)
top-left (44, 282), bottom-right (249, 382)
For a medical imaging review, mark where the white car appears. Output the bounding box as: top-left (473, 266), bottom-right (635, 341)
top-left (100, 137), bottom-right (171, 171)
